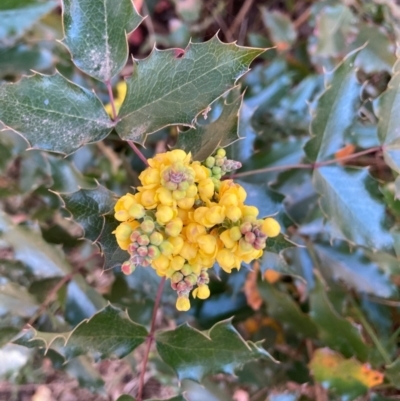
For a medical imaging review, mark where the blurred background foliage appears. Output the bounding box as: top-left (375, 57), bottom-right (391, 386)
top-left (1, 0), bottom-right (400, 400)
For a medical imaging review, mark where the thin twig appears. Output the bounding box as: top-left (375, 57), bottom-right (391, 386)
top-left (106, 80), bottom-right (118, 121)
top-left (136, 277), bottom-right (166, 401)
top-left (293, 7), bottom-right (312, 29)
top-left (27, 268), bottom-right (81, 326)
top-left (227, 0), bottom-right (254, 40)
top-left (231, 146), bottom-right (382, 178)
top-left (127, 140), bottom-right (149, 166)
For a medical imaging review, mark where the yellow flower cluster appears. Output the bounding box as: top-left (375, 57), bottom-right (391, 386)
top-left (113, 149), bottom-right (280, 311)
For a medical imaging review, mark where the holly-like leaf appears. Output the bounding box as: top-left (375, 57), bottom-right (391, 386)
top-left (261, 8), bottom-right (297, 50)
top-left (313, 166), bottom-right (394, 252)
top-left (155, 319), bottom-right (275, 382)
top-left (386, 357), bottom-right (400, 389)
top-left (314, 243), bottom-right (396, 298)
top-left (0, 72), bottom-right (114, 155)
top-left (0, 0), bottom-right (57, 45)
top-left (16, 304), bottom-right (148, 360)
top-left (116, 36), bottom-right (265, 144)
top-left (0, 282), bottom-right (39, 318)
top-left (266, 234), bottom-right (296, 254)
top-left (98, 214), bottom-right (129, 269)
top-left (258, 281), bottom-right (318, 337)
top-left (175, 89), bottom-right (243, 161)
top-left (61, 0), bottom-right (143, 81)
top-left (304, 51), bottom-right (361, 162)
top-left (309, 348), bottom-right (384, 399)
top-left (0, 45), bottom-right (53, 77)
top-left (60, 186), bottom-right (116, 243)
top-left (377, 57), bottom-right (400, 174)
top-left (309, 279), bottom-right (369, 361)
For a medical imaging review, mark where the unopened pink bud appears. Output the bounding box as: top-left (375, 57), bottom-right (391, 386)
top-left (121, 261), bottom-right (135, 275)
top-left (171, 272), bottom-right (184, 283)
top-left (137, 235), bottom-right (150, 246)
top-left (130, 230), bottom-right (141, 241)
top-left (137, 246), bottom-right (148, 256)
top-left (245, 232), bottom-right (256, 244)
top-left (240, 222), bottom-right (253, 234)
top-left (147, 245), bottom-right (160, 259)
top-left (141, 220), bottom-right (155, 234)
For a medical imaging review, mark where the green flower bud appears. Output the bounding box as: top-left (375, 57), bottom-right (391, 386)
top-left (150, 231), bottom-right (164, 246)
top-left (216, 148), bottom-right (226, 157)
top-left (180, 264), bottom-right (193, 276)
top-left (205, 156), bottom-right (215, 168)
top-left (212, 166), bottom-right (222, 175)
top-left (141, 219), bottom-right (155, 234)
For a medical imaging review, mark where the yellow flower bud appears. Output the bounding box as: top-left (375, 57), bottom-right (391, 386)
top-left (226, 206), bottom-right (242, 222)
top-left (139, 189), bottom-right (158, 209)
top-left (198, 178), bottom-right (214, 201)
top-left (261, 218), bottom-right (281, 238)
top-left (180, 241), bottom-right (198, 260)
top-left (177, 207), bottom-right (190, 224)
top-left (229, 226), bottom-right (242, 241)
top-left (156, 187), bottom-right (173, 206)
top-left (115, 223), bottom-right (133, 241)
top-left (169, 236), bottom-right (184, 254)
top-left (216, 249), bottom-right (236, 273)
top-left (193, 285), bottom-right (210, 299)
top-left (152, 254), bottom-right (170, 273)
top-left (114, 210), bottom-right (129, 221)
top-left (192, 162), bottom-right (210, 181)
top-left (197, 234), bottom-right (217, 255)
top-left (165, 218), bottom-right (183, 237)
top-left (160, 241), bottom-right (174, 256)
top-left (220, 229), bottom-right (235, 249)
top-left (156, 205), bottom-right (174, 224)
top-left (219, 193), bottom-right (239, 207)
top-left (176, 296), bottom-right (190, 311)
top-left (170, 255), bottom-right (185, 271)
top-left (186, 223), bottom-right (206, 243)
top-left (128, 204), bottom-right (145, 219)
top-left (172, 190), bottom-right (186, 200)
top-left (115, 193), bottom-right (136, 212)
top-left (139, 168), bottom-right (160, 188)
top-left (242, 205), bottom-right (259, 218)
top-left (177, 197), bottom-right (195, 210)
top-left (186, 184), bottom-right (198, 198)
top-left (168, 149), bottom-right (188, 163)
top-left (206, 206), bottom-right (225, 225)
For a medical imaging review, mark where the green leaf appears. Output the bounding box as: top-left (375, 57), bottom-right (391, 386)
top-left (16, 304), bottom-right (148, 360)
top-left (396, 176), bottom-right (400, 200)
top-left (97, 214), bottom-right (128, 269)
top-left (0, 0), bottom-right (57, 45)
top-left (313, 243), bottom-right (396, 298)
top-left (61, 0), bottom-right (143, 81)
top-left (309, 278), bottom-right (369, 361)
top-left (155, 319), bottom-right (276, 382)
top-left (48, 155), bottom-right (96, 193)
top-left (304, 52), bottom-right (361, 162)
top-left (65, 356), bottom-right (105, 393)
top-left (258, 281), bottom-right (318, 337)
top-left (312, 4), bottom-right (356, 58)
top-left (60, 186), bottom-right (116, 242)
top-left (377, 57), bottom-right (400, 174)
top-left (175, 89), bottom-right (242, 161)
top-left (266, 234), bottom-right (296, 254)
top-left (116, 36), bottom-right (265, 144)
top-left (261, 8), bottom-right (297, 49)
top-left (0, 327), bottom-right (20, 347)
top-left (313, 166), bottom-right (394, 252)
top-left (0, 282), bottom-right (39, 318)
top-left (0, 72), bottom-right (113, 155)
top-left (0, 44), bottom-right (53, 77)
top-left (309, 348), bottom-right (383, 399)
top-left (386, 357), bottom-right (400, 389)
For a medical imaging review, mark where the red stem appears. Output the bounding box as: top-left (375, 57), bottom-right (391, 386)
top-left (128, 141), bottom-right (150, 167)
top-left (136, 277), bottom-right (166, 401)
top-left (231, 146), bottom-right (382, 178)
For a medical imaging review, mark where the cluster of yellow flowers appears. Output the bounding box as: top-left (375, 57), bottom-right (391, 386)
top-left (113, 149), bottom-right (281, 311)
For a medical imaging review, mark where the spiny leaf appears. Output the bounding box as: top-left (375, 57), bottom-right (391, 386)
top-left (155, 319), bottom-right (276, 382)
top-left (116, 36), bottom-right (265, 144)
top-left (0, 72), bottom-right (114, 155)
top-left (175, 89), bottom-right (243, 161)
top-left (98, 214), bottom-right (128, 270)
top-left (266, 234), bottom-right (296, 254)
top-left (0, 0), bottom-right (57, 45)
top-left (313, 166), bottom-right (394, 252)
top-left (61, 0), bottom-right (143, 81)
top-left (310, 348), bottom-right (384, 399)
top-left (258, 281), bottom-right (318, 337)
top-left (16, 305), bottom-right (148, 360)
top-left (377, 57), bottom-right (400, 174)
top-left (309, 278), bottom-right (369, 361)
top-left (314, 243), bottom-right (396, 298)
top-left (304, 51), bottom-right (361, 162)
top-left (60, 186), bottom-right (116, 243)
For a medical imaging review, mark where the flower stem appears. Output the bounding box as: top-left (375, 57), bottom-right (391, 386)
top-left (128, 140), bottom-right (150, 166)
top-left (136, 276), bottom-right (166, 401)
top-left (232, 146), bottom-right (382, 178)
